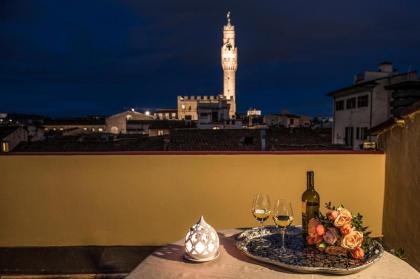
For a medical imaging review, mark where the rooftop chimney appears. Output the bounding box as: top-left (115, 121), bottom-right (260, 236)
top-left (378, 62), bottom-right (393, 73)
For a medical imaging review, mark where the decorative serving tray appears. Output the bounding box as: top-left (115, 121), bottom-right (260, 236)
top-left (236, 226), bottom-right (384, 275)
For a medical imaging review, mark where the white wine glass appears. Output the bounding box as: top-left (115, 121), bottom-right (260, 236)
top-left (251, 194), bottom-right (271, 232)
top-left (272, 199), bottom-right (294, 253)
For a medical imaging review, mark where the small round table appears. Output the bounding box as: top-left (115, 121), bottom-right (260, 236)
top-left (127, 229), bottom-right (420, 279)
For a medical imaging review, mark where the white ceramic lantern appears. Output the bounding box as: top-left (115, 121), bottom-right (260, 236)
top-left (184, 216), bottom-right (220, 262)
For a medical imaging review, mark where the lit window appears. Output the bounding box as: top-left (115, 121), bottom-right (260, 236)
top-left (59, 128), bottom-right (64, 131)
top-left (158, 130), bottom-right (164, 136)
top-left (83, 127), bottom-right (88, 131)
top-left (181, 104), bottom-right (186, 110)
top-left (1, 141), bottom-right (9, 152)
top-left (98, 128), bottom-right (103, 132)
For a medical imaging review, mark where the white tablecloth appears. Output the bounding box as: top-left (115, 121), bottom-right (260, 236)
top-left (127, 229), bottom-right (420, 279)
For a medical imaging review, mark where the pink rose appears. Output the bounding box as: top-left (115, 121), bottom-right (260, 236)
top-left (323, 227), bottom-right (339, 245)
top-left (340, 224), bottom-right (353, 235)
top-left (327, 210), bottom-right (338, 221)
top-left (307, 235), bottom-right (323, 245)
top-left (341, 231), bottom-right (364, 250)
top-left (315, 224), bottom-right (326, 236)
top-left (334, 208), bottom-right (353, 228)
top-left (351, 247), bottom-right (365, 259)
top-left (308, 218), bottom-right (321, 237)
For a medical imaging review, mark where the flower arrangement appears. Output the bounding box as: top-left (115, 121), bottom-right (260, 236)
top-left (306, 202), bottom-right (372, 259)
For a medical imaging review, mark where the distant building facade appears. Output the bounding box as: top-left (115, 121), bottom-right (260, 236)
top-left (106, 110), bottom-right (154, 134)
top-left (197, 99), bottom-right (229, 125)
top-left (247, 108), bottom-right (262, 117)
top-left (153, 109), bottom-right (178, 120)
top-left (0, 113), bottom-right (7, 124)
top-left (177, 95), bottom-right (234, 121)
top-left (177, 12), bottom-right (237, 122)
top-left (328, 62), bottom-right (418, 149)
top-left (0, 126), bottom-right (28, 152)
top-left (126, 119), bottom-right (190, 136)
top-left (43, 117), bottom-right (106, 135)
top-left (264, 113), bottom-right (311, 128)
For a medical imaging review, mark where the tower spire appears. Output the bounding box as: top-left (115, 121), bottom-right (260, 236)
top-left (227, 11), bottom-right (231, 25)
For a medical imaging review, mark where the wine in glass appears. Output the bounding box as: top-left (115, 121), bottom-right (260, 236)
top-left (251, 194), bottom-right (271, 230)
top-left (273, 199), bottom-right (294, 253)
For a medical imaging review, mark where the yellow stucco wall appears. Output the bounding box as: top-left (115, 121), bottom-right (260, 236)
top-left (0, 154), bottom-right (385, 246)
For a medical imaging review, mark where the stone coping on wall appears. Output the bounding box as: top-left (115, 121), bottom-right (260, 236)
top-left (0, 150), bottom-right (384, 156)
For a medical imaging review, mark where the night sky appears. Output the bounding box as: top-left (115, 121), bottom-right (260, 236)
top-left (1, 0), bottom-right (420, 117)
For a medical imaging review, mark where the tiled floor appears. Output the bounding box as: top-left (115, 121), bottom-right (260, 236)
top-left (0, 246), bottom-right (159, 278)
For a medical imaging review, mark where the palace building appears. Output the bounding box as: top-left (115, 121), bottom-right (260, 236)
top-left (177, 12), bottom-right (238, 122)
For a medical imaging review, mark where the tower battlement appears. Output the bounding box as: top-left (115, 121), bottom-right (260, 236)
top-left (177, 95), bottom-right (233, 101)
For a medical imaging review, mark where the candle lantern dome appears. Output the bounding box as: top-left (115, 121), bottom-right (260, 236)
top-left (184, 216), bottom-right (220, 262)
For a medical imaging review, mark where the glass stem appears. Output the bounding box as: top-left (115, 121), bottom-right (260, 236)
top-left (281, 228), bottom-right (286, 250)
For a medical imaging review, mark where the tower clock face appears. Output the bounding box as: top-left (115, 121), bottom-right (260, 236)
top-left (223, 43), bottom-right (235, 53)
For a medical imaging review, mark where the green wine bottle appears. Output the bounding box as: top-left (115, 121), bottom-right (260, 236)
top-left (301, 171), bottom-right (320, 235)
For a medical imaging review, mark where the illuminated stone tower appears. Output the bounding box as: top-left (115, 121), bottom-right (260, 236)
top-left (221, 11), bottom-right (237, 118)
